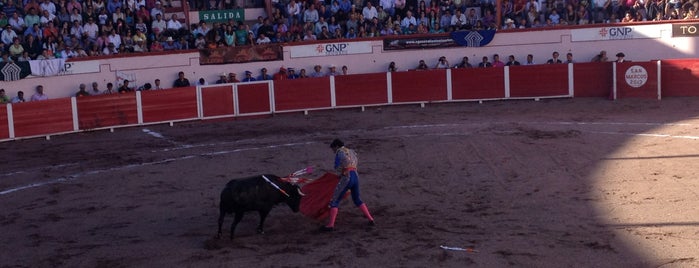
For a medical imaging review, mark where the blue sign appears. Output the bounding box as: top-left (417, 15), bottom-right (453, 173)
top-left (450, 30), bottom-right (496, 47)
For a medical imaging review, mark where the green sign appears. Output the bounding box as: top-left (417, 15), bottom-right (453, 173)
top-left (199, 9), bottom-right (245, 23)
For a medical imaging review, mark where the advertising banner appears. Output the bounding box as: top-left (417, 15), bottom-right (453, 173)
top-left (199, 45), bottom-right (283, 65)
top-left (571, 24), bottom-right (670, 42)
top-left (289, 41), bottom-right (373, 58)
top-left (383, 35), bottom-right (458, 51)
top-left (672, 23), bottom-right (699, 37)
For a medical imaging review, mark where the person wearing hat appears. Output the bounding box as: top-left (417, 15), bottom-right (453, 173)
top-left (162, 36), bottom-right (177, 50)
top-left (242, 70), bottom-right (256, 82)
top-left (326, 65), bottom-right (339, 76)
top-left (321, 139), bottom-right (376, 231)
top-left (273, 67), bottom-right (288, 80)
top-left (615, 52), bottom-right (626, 63)
top-left (216, 73), bottom-right (228, 84)
top-left (228, 72), bottom-right (239, 83)
top-left (257, 67), bottom-right (272, 81)
top-left (287, 68), bottom-right (299, 79)
top-left (309, 64), bottom-right (325, 78)
top-left (502, 18), bottom-right (516, 30)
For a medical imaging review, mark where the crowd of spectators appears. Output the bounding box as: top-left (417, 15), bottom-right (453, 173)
top-left (0, 0), bottom-right (697, 62)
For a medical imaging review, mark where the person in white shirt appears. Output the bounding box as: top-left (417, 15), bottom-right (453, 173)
top-left (107, 29), bottom-right (121, 48)
top-left (30, 85), bottom-right (48, 101)
top-left (151, 13), bottom-right (166, 34)
top-left (380, 0), bottom-right (395, 16)
top-left (451, 9), bottom-right (467, 29)
top-left (166, 14), bottom-right (182, 30)
top-left (400, 11), bottom-right (417, 29)
top-left (362, 2), bottom-right (378, 21)
top-left (1, 26), bottom-right (18, 45)
top-left (40, 0), bottom-right (57, 15)
top-left (40, 9), bottom-right (56, 25)
top-left (150, 1), bottom-right (164, 18)
top-left (83, 18), bottom-right (99, 41)
top-left (256, 33), bottom-right (271, 44)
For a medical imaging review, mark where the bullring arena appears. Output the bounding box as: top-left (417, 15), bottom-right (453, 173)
top-left (2, 96), bottom-right (699, 267)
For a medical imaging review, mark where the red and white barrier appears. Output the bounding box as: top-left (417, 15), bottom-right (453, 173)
top-left (2, 59), bottom-right (698, 141)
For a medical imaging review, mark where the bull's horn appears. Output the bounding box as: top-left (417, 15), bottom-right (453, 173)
top-left (297, 188), bottom-right (306, 196)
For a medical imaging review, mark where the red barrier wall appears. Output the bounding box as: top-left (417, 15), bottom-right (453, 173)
top-left (141, 87), bottom-right (198, 123)
top-left (237, 83), bottom-right (271, 114)
top-left (13, 99), bottom-right (73, 137)
top-left (274, 78), bottom-right (331, 111)
top-left (335, 73), bottom-right (388, 106)
top-left (661, 59), bottom-right (699, 97)
top-left (510, 65), bottom-right (569, 97)
top-left (201, 85), bottom-right (235, 117)
top-left (616, 62), bottom-right (658, 99)
top-left (392, 70), bottom-right (447, 102)
top-left (0, 105), bottom-right (9, 139)
top-left (451, 68), bottom-right (505, 99)
top-left (573, 62), bottom-right (613, 97)
top-left (77, 93), bottom-right (138, 129)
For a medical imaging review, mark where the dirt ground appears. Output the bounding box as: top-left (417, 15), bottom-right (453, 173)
top-left (1, 97), bottom-right (699, 268)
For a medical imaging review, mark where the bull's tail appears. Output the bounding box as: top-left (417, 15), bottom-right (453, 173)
top-left (217, 190), bottom-right (228, 239)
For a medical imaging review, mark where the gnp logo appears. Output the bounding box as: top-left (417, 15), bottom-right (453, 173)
top-left (625, 65), bottom-right (648, 88)
top-left (598, 27), bottom-right (634, 39)
top-left (314, 43), bottom-right (349, 55)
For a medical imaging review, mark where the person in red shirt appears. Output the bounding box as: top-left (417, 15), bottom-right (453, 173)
top-left (273, 67), bottom-right (288, 80)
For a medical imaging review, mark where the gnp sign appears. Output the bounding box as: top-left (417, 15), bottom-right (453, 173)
top-left (571, 24), bottom-right (670, 42)
top-left (289, 41), bottom-right (373, 58)
top-left (615, 62), bottom-right (659, 100)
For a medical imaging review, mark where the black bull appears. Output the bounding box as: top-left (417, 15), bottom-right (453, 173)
top-left (217, 174), bottom-right (305, 239)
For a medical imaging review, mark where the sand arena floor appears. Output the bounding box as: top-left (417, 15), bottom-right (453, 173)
top-left (1, 98), bottom-right (698, 267)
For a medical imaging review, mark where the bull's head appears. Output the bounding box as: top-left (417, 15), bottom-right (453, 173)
top-left (285, 186), bottom-right (305, 213)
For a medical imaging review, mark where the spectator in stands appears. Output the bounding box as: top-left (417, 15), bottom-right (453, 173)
top-left (166, 14), bottom-right (183, 36)
top-left (8, 12), bottom-right (25, 34)
top-left (0, 52), bottom-right (13, 63)
top-left (90, 82), bottom-right (101, 95)
top-left (434, 56), bottom-right (450, 68)
top-left (1, 25), bottom-right (18, 45)
top-left (416, 59), bottom-right (429, 70)
top-left (492, 54), bottom-right (505, 67)
top-left (565, 52), bottom-right (575, 63)
top-left (153, 79), bottom-right (164, 90)
top-left (273, 67), bottom-right (288, 80)
top-left (103, 42), bottom-right (118, 55)
top-left (162, 36), bottom-right (177, 50)
top-left (303, 29), bottom-right (317, 40)
top-left (242, 70), bottom-right (256, 82)
top-left (118, 80), bottom-right (133, 93)
top-left (216, 73), bottom-right (228, 84)
top-left (83, 17), bottom-right (99, 43)
top-left (309, 65), bottom-right (325, 77)
top-left (327, 65), bottom-right (340, 76)
top-left (196, 77), bottom-right (207, 86)
top-left (0, 89), bottom-right (9, 103)
top-left (76, 83), bottom-right (90, 97)
top-left (173, 71), bottom-right (190, 87)
top-left (456, 56), bottom-right (472, 68)
top-left (546, 51), bottom-right (562, 64)
top-left (615, 52), bottom-right (627, 62)
top-left (287, 68), bottom-right (299, 79)
top-left (506, 55), bottom-right (521, 66)
top-left (304, 4), bottom-right (320, 23)
top-left (341, 65), bottom-right (349, 75)
top-left (478, 56), bottom-right (492, 68)
top-left (30, 85), bottom-right (48, 101)
top-left (104, 82), bottom-right (115, 94)
top-left (151, 13), bottom-right (166, 35)
top-left (591, 50), bottom-right (608, 62)
top-left (17, 51), bottom-right (30, 61)
top-left (11, 90), bottom-right (25, 103)
top-left (525, 54), bottom-right (535, 65)
top-left (298, 68), bottom-right (309, 78)
top-left (257, 68), bottom-right (272, 80)
top-left (228, 73), bottom-right (239, 83)
top-left (8, 37), bottom-right (24, 59)
top-left (256, 33), bottom-right (271, 44)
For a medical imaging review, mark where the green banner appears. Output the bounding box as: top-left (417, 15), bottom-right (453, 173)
top-left (198, 9), bottom-right (245, 23)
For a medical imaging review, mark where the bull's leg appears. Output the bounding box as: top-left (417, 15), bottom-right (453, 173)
top-left (217, 208), bottom-right (226, 239)
top-left (256, 209), bottom-right (271, 234)
top-left (230, 211), bottom-right (244, 240)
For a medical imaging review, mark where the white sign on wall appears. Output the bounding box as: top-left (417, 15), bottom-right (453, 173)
top-left (625, 65), bottom-right (648, 88)
top-left (62, 60), bottom-right (101, 75)
top-left (571, 24), bottom-right (670, 42)
top-left (289, 41), bottom-right (373, 58)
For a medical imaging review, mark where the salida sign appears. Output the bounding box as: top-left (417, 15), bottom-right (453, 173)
top-left (199, 9), bottom-right (244, 23)
top-left (625, 65), bottom-right (648, 88)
